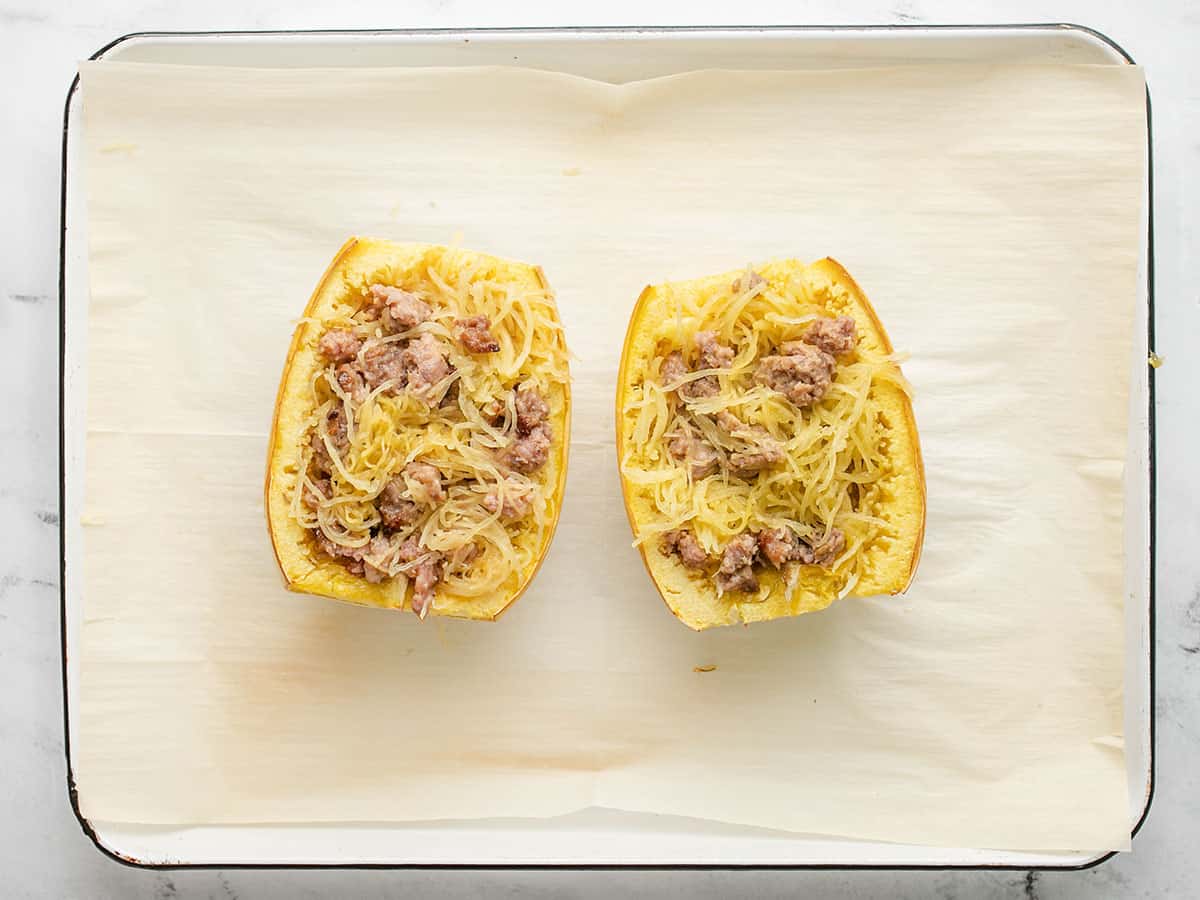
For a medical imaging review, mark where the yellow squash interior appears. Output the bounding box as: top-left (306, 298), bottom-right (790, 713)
top-left (615, 258), bottom-right (925, 630)
top-left (264, 237), bottom-right (570, 620)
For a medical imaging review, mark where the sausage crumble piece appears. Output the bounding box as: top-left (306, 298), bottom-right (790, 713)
top-left (334, 363), bottom-right (368, 403)
top-left (754, 342), bottom-right (836, 408)
top-left (515, 387), bottom-right (550, 433)
top-left (756, 527), bottom-right (800, 568)
top-left (315, 532), bottom-right (368, 577)
top-left (807, 528), bottom-right (846, 567)
top-left (362, 534), bottom-right (393, 584)
top-left (661, 334), bottom-right (737, 402)
top-left (360, 342), bottom-right (409, 392)
top-left (801, 315), bottom-right (857, 357)
top-left (502, 387), bottom-right (553, 474)
top-left (682, 331), bottom-right (735, 400)
top-left (399, 535), bottom-right (443, 620)
top-left (660, 528), bottom-right (709, 569)
top-left (672, 525), bottom-right (845, 596)
top-left (714, 410), bottom-right (785, 476)
top-left (660, 350), bottom-right (688, 393)
top-left (318, 329), bottom-right (362, 363)
top-left (715, 532), bottom-right (760, 594)
top-left (404, 460), bottom-right (445, 505)
top-left (483, 485), bottom-right (534, 521)
top-left (756, 525), bottom-right (846, 568)
top-left (402, 332), bottom-right (452, 400)
top-left (504, 423), bottom-right (552, 474)
top-left (367, 283), bottom-right (432, 332)
top-left (377, 477), bottom-right (422, 530)
top-left (667, 430), bottom-right (720, 480)
top-left (756, 315), bottom-right (857, 408)
top-left (454, 315), bottom-right (501, 353)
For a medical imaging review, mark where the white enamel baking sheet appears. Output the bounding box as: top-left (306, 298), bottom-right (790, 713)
top-left (60, 24), bottom-right (1153, 869)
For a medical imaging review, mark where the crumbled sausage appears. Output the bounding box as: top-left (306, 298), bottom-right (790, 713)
top-left (334, 363), bottom-right (368, 403)
top-left (405, 460), bottom-right (445, 505)
top-left (660, 528), bottom-right (709, 569)
top-left (807, 527), bottom-right (846, 567)
top-left (667, 431), bottom-right (719, 480)
top-left (402, 332), bottom-right (451, 399)
top-left (719, 532), bottom-right (759, 573)
top-left (674, 332), bottom-right (734, 400)
top-left (397, 535), bottom-right (442, 619)
top-left (660, 342), bottom-right (730, 402)
top-left (715, 565), bottom-right (758, 593)
top-left (757, 527), bottom-right (801, 568)
top-left (454, 315), bottom-right (501, 353)
top-left (309, 405), bottom-right (350, 476)
top-left (714, 410), bottom-right (784, 475)
top-left (482, 486), bottom-right (534, 520)
top-left (802, 316), bottom-right (857, 357)
top-left (499, 388), bottom-right (553, 473)
top-left (660, 351), bottom-right (687, 390)
top-left (729, 446), bottom-right (784, 476)
top-left (377, 478), bottom-right (421, 530)
top-left (714, 410), bottom-right (743, 433)
top-left (503, 422), bottom-right (552, 474)
top-left (368, 283), bottom-right (432, 332)
top-left (311, 406), bottom-right (350, 469)
top-left (309, 432), bottom-right (332, 475)
top-left (680, 374), bottom-right (720, 400)
top-left (360, 334), bottom-right (451, 400)
top-left (754, 343), bottom-right (836, 407)
top-left (360, 342), bottom-right (409, 391)
top-left (715, 533), bottom-right (761, 593)
top-left (318, 328), bottom-right (362, 363)
top-left (398, 535), bottom-right (424, 563)
top-left (314, 532), bottom-right (367, 576)
top-left (514, 387), bottom-right (550, 434)
top-left (411, 556), bottom-right (443, 619)
top-left (695, 331), bottom-right (735, 371)
top-left (303, 477), bottom-right (331, 509)
top-left (778, 341), bottom-right (809, 356)
top-left (362, 534), bottom-right (393, 584)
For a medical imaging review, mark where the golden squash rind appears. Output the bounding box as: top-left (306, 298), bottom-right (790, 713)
top-left (615, 257), bottom-right (925, 630)
top-left (264, 237), bottom-right (571, 620)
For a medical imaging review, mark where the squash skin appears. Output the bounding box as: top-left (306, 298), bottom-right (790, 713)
top-left (615, 257), bottom-right (925, 630)
top-left (264, 237), bottom-right (570, 620)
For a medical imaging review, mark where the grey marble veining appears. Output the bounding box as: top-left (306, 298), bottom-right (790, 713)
top-left (2, 1), bottom-right (1196, 897)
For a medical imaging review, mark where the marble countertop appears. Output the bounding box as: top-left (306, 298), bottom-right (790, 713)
top-left (2, 1), bottom-right (1196, 897)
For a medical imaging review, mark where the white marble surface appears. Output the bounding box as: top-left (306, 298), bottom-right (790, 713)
top-left (2, 0), bottom-right (1196, 897)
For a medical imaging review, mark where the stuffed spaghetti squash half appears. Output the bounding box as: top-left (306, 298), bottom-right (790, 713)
top-left (616, 258), bottom-right (924, 630)
top-left (266, 238), bottom-right (570, 620)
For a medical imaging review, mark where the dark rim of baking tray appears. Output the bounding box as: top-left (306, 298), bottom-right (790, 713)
top-left (58, 22), bottom-right (1156, 874)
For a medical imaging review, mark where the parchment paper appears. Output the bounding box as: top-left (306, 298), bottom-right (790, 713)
top-left (77, 60), bottom-right (1146, 852)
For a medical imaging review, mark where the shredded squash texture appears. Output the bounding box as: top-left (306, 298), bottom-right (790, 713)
top-left (287, 248), bottom-right (569, 605)
top-left (619, 265), bottom-right (911, 602)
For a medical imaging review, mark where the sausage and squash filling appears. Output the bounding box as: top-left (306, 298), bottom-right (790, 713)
top-left (616, 258), bottom-right (924, 628)
top-left (268, 240), bottom-right (569, 620)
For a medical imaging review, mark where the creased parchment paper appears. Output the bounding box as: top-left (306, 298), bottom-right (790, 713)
top-left (78, 60), bottom-right (1145, 852)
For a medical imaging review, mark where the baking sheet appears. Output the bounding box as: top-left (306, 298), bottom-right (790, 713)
top-left (77, 59), bottom-right (1146, 852)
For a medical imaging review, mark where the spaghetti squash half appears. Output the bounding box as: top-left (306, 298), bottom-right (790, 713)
top-left (616, 258), bottom-right (924, 630)
top-left (266, 238), bottom-right (570, 620)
